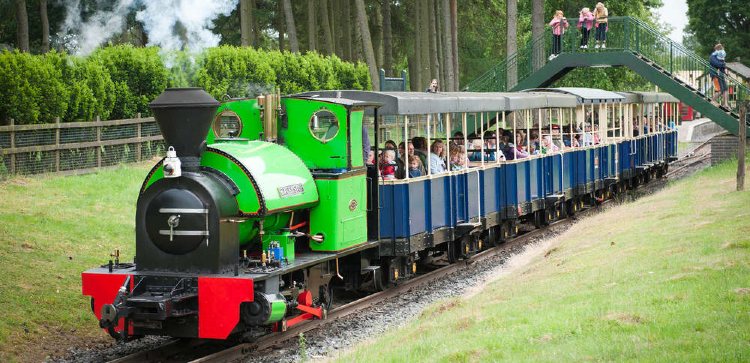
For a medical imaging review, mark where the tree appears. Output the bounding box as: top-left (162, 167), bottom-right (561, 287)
top-left (39, 0), bottom-right (49, 53)
top-left (428, 0), bottom-right (440, 90)
top-left (685, 0), bottom-right (750, 63)
top-left (531, 0), bottom-right (544, 70)
top-left (276, 0), bottom-right (285, 50)
top-left (319, 0), bottom-right (334, 54)
top-left (441, 0), bottom-right (454, 91)
top-left (382, 0), bottom-right (393, 74)
top-left (307, 0), bottom-right (316, 51)
top-left (506, 0), bottom-right (517, 88)
top-left (240, 0), bottom-right (255, 47)
top-left (449, 0), bottom-right (458, 90)
top-left (354, 0), bottom-right (378, 90)
top-left (281, 0), bottom-right (299, 52)
top-left (408, 2), bottom-right (420, 91)
top-left (419, 0), bottom-right (430, 89)
top-left (15, 0), bottom-right (29, 52)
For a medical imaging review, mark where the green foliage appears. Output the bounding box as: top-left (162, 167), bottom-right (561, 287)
top-left (685, 0), bottom-right (750, 63)
top-left (298, 333), bottom-right (308, 361)
top-left (61, 56), bottom-right (116, 122)
top-left (329, 56), bottom-right (372, 90)
top-left (164, 51), bottom-right (198, 88)
top-left (193, 46), bottom-right (277, 99)
top-left (90, 45), bottom-right (169, 119)
top-left (194, 46), bottom-right (370, 99)
top-left (554, 68), bottom-right (653, 92)
top-left (0, 50), bottom-right (69, 124)
top-left (0, 154), bottom-right (7, 180)
top-left (0, 45), bottom-right (370, 124)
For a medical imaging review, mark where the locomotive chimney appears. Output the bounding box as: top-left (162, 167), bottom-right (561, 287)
top-left (149, 88), bottom-right (220, 170)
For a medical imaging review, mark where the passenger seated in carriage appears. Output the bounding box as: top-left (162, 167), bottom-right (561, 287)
top-left (541, 135), bottom-right (560, 153)
top-left (449, 145), bottom-right (466, 171)
top-left (379, 149), bottom-right (398, 180)
top-left (397, 141), bottom-right (423, 179)
top-left (514, 132), bottom-right (530, 159)
top-left (467, 131), bottom-right (498, 162)
top-left (412, 136), bottom-right (429, 168)
top-left (429, 140), bottom-right (447, 174)
top-left (407, 155), bottom-right (424, 178)
top-left (366, 147), bottom-right (376, 165)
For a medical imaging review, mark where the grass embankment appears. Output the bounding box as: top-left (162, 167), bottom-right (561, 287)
top-left (0, 163), bottom-right (152, 362)
top-left (338, 159), bottom-right (750, 362)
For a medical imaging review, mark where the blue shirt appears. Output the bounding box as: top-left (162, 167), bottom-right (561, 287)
top-left (429, 153), bottom-right (446, 174)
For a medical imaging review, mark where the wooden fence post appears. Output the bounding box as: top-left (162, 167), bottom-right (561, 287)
top-left (9, 118), bottom-right (15, 174)
top-left (738, 102), bottom-right (747, 192)
top-left (136, 113), bottom-right (142, 162)
top-left (55, 117), bottom-right (61, 172)
top-left (96, 116), bottom-right (102, 168)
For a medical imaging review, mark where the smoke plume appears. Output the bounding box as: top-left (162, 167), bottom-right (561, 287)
top-left (59, 0), bottom-right (136, 55)
top-left (136, 1), bottom-right (238, 54)
top-left (59, 0), bottom-right (238, 56)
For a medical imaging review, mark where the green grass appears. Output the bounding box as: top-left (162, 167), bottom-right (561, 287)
top-left (336, 159), bottom-right (750, 362)
top-left (0, 163), bottom-right (152, 362)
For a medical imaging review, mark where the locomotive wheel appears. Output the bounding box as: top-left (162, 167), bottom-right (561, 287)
top-left (547, 208), bottom-right (555, 223)
top-left (318, 284), bottom-right (333, 311)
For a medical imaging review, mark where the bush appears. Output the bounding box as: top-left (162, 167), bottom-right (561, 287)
top-left (0, 50), bottom-right (69, 124)
top-left (329, 56), bottom-right (372, 90)
top-left (193, 46), bottom-right (276, 99)
top-left (0, 46), bottom-right (370, 125)
top-left (60, 56), bottom-right (116, 122)
top-left (90, 45), bottom-right (168, 119)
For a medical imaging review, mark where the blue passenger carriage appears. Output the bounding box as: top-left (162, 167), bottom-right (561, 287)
top-left (297, 88), bottom-right (679, 283)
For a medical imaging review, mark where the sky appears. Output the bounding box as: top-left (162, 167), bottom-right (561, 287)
top-left (654, 0), bottom-right (690, 43)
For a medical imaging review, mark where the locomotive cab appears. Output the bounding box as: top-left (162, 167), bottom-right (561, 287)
top-left (279, 96), bottom-right (380, 252)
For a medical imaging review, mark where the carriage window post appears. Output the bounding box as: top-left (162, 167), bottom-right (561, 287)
top-left (480, 112), bottom-right (485, 165)
top-left (404, 115), bottom-right (410, 180)
top-left (496, 112), bottom-right (501, 164)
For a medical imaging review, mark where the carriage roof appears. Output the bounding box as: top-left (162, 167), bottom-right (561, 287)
top-left (524, 87), bottom-right (626, 104)
top-left (292, 90), bottom-right (577, 115)
top-left (624, 91), bottom-right (680, 103)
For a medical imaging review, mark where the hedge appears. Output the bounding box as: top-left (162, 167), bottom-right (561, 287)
top-left (0, 45), bottom-right (372, 125)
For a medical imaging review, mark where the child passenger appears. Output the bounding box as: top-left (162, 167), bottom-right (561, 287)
top-left (408, 155), bottom-right (424, 178)
top-left (379, 149), bottom-right (397, 180)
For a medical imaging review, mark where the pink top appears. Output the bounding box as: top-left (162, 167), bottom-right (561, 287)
top-left (549, 17), bottom-right (569, 36)
top-left (578, 12), bottom-right (595, 30)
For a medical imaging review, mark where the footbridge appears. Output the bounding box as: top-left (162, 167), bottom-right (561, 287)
top-left (465, 16), bottom-right (749, 135)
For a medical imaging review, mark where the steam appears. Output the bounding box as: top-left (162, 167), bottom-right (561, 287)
top-left (60, 0), bottom-right (136, 56)
top-left (136, 1), bottom-right (238, 54)
top-left (59, 0), bottom-right (238, 56)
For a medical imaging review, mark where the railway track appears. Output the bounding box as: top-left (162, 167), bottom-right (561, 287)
top-left (108, 151), bottom-right (711, 363)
